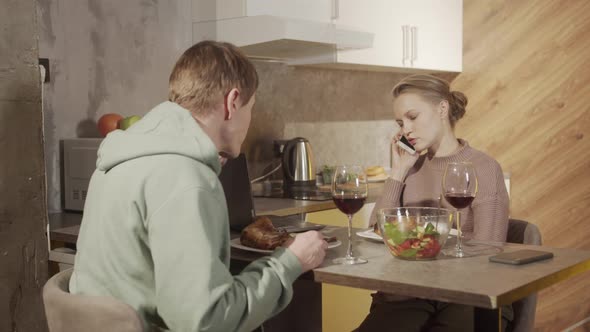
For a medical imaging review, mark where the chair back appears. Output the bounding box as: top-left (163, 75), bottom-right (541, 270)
top-left (43, 268), bottom-right (144, 332)
top-left (506, 219), bottom-right (542, 332)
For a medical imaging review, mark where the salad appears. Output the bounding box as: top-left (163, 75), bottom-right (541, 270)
top-left (383, 221), bottom-right (442, 259)
top-left (322, 165), bottom-right (358, 185)
top-left (321, 165), bottom-right (335, 185)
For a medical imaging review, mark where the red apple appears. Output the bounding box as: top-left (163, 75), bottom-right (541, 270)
top-left (97, 113), bottom-right (123, 137)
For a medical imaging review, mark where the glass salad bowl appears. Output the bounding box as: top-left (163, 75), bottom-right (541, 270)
top-left (377, 207), bottom-right (454, 260)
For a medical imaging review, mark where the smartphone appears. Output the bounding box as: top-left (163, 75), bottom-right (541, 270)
top-left (489, 249), bottom-right (554, 265)
top-left (396, 135), bottom-right (416, 155)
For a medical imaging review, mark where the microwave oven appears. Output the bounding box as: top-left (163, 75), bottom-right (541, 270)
top-left (61, 138), bottom-right (102, 211)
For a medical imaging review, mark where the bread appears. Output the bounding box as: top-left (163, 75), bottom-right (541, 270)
top-left (365, 166), bottom-right (385, 177)
top-left (240, 216), bottom-right (291, 250)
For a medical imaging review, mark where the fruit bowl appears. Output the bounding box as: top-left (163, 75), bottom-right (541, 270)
top-left (377, 207), bottom-right (453, 260)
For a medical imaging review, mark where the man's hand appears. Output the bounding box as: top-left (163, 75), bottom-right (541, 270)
top-left (285, 231), bottom-right (327, 272)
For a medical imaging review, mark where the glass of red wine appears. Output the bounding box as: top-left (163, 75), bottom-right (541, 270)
top-left (332, 165), bottom-right (368, 265)
top-left (442, 161), bottom-right (478, 258)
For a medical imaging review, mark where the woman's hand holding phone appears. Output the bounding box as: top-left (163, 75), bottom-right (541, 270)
top-left (390, 133), bottom-right (419, 182)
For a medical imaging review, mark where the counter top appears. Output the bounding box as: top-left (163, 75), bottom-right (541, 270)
top-left (48, 212), bottom-right (83, 244)
top-left (49, 183), bottom-right (385, 242)
top-left (254, 183), bottom-right (383, 216)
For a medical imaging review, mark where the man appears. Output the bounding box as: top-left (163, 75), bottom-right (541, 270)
top-left (70, 41), bottom-right (328, 331)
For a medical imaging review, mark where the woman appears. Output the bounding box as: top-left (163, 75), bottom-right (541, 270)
top-left (357, 74), bottom-right (512, 332)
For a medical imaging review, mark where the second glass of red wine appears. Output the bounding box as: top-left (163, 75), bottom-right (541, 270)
top-left (332, 165), bottom-right (368, 265)
top-left (442, 161), bottom-right (478, 258)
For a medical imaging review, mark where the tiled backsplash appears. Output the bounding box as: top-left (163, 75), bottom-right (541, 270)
top-left (283, 121), bottom-right (397, 171)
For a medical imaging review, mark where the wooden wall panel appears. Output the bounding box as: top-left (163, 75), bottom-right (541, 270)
top-left (455, 1), bottom-right (590, 330)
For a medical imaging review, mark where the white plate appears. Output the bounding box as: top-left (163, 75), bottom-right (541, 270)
top-left (367, 174), bottom-right (389, 183)
top-left (356, 229), bottom-right (383, 241)
top-left (356, 228), bottom-right (458, 241)
top-left (230, 237), bottom-right (342, 254)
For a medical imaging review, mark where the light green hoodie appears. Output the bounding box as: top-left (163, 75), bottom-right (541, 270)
top-left (70, 102), bottom-right (303, 331)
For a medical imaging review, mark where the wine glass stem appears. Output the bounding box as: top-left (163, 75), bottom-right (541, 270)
top-left (456, 210), bottom-right (463, 254)
top-left (346, 214), bottom-right (354, 259)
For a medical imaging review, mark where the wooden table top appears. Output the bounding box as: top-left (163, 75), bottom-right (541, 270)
top-left (231, 227), bottom-right (590, 309)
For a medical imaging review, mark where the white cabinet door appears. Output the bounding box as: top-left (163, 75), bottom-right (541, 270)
top-left (333, 0), bottom-right (405, 68)
top-left (299, 0), bottom-right (462, 72)
top-left (405, 0), bottom-right (462, 72)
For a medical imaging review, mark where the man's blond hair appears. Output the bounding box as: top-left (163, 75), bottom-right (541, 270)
top-left (168, 41), bottom-right (258, 115)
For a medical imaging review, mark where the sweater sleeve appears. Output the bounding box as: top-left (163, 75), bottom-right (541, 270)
top-left (369, 178), bottom-right (405, 226)
top-left (148, 186), bottom-right (302, 332)
top-left (470, 162), bottom-right (510, 242)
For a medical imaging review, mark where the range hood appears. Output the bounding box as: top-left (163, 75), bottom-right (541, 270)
top-left (193, 15), bottom-right (374, 61)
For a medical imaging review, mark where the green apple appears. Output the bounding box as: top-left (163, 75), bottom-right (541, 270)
top-left (118, 115), bottom-right (141, 130)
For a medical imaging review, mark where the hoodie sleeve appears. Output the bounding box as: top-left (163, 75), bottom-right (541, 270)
top-left (147, 186), bottom-right (303, 332)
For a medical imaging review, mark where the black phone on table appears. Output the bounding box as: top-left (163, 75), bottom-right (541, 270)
top-left (489, 249), bottom-right (554, 265)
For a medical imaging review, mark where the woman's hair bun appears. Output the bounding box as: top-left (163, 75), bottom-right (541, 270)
top-left (449, 90), bottom-right (468, 122)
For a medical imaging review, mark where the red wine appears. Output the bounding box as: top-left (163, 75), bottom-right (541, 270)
top-left (333, 195), bottom-right (366, 215)
top-left (445, 193), bottom-right (475, 209)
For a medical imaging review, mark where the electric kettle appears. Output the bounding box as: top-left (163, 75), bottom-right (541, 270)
top-left (282, 137), bottom-right (316, 188)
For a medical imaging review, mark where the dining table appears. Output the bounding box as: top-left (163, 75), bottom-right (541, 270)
top-left (230, 226), bottom-right (590, 332)
top-left (49, 211), bottom-right (590, 331)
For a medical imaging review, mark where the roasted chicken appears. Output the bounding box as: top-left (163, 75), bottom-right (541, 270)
top-left (240, 216), bottom-right (291, 250)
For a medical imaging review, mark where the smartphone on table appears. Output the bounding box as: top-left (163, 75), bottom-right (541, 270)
top-left (489, 249), bottom-right (554, 265)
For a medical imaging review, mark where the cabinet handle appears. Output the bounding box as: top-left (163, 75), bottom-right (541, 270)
top-left (402, 25), bottom-right (409, 66)
top-left (411, 26), bottom-right (418, 65)
top-left (332, 0), bottom-right (340, 20)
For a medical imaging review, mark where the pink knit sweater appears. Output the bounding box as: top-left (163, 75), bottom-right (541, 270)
top-left (370, 140), bottom-right (509, 242)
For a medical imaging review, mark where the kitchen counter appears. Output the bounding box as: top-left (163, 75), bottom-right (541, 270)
top-left (254, 182), bottom-right (383, 216)
top-left (49, 182), bottom-right (385, 242)
top-left (48, 212), bottom-right (83, 244)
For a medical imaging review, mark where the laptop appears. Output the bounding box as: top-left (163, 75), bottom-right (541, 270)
top-left (218, 154), bottom-right (325, 232)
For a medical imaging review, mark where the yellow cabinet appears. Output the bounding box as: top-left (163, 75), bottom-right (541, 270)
top-left (306, 205), bottom-right (375, 332)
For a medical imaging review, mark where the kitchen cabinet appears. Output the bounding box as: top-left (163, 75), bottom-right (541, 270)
top-left (402, 0), bottom-right (463, 72)
top-left (293, 0), bottom-right (463, 72)
top-left (193, 0), bottom-right (334, 23)
top-left (192, 0), bottom-right (373, 61)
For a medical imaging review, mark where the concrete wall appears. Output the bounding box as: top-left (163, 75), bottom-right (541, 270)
top-left (37, 0), bottom-right (193, 212)
top-left (0, 0), bottom-right (49, 330)
top-left (37, 0), bottom-right (411, 212)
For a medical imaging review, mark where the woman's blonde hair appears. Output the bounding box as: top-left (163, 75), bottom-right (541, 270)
top-left (392, 74), bottom-right (467, 128)
top-left (168, 41), bottom-right (259, 115)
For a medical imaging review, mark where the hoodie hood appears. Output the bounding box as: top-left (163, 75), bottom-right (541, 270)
top-left (96, 101), bottom-right (221, 175)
